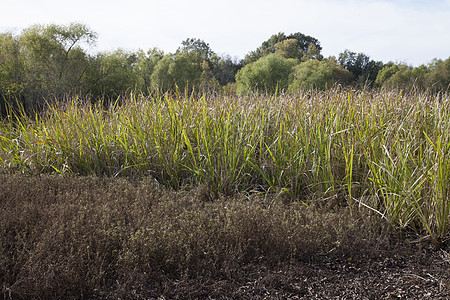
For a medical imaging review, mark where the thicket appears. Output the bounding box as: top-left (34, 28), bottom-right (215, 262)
top-left (1, 23), bottom-right (449, 116)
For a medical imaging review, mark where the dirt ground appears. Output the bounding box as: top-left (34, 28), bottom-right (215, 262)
top-left (100, 246), bottom-right (449, 299)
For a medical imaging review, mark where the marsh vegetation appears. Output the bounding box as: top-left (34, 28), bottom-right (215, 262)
top-left (1, 23), bottom-right (449, 299)
top-left (1, 88), bottom-right (449, 245)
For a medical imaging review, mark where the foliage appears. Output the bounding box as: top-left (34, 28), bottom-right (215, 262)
top-left (84, 49), bottom-right (139, 98)
top-left (176, 37), bottom-right (214, 63)
top-left (19, 23), bottom-right (97, 100)
top-left (376, 62), bottom-right (432, 91)
top-left (425, 57), bottom-right (450, 91)
top-left (338, 50), bottom-right (383, 86)
top-left (151, 54), bottom-right (201, 92)
top-left (301, 43), bottom-right (324, 62)
top-left (134, 48), bottom-right (165, 91)
top-left (236, 54), bottom-right (297, 94)
top-left (289, 59), bottom-right (353, 91)
top-left (0, 32), bottom-right (25, 116)
top-left (375, 58), bottom-right (449, 92)
top-left (0, 89), bottom-right (448, 245)
top-left (273, 38), bottom-right (301, 59)
top-left (243, 32), bottom-right (322, 64)
top-left (175, 38), bottom-right (240, 91)
top-left (376, 63), bottom-right (415, 89)
top-left (0, 23), bottom-right (97, 112)
top-left (1, 23), bottom-right (449, 115)
top-left (211, 55), bottom-right (242, 86)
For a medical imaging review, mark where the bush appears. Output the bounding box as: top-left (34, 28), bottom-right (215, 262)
top-left (375, 58), bottom-right (450, 92)
top-left (236, 54), bottom-right (297, 94)
top-left (289, 59), bottom-right (353, 91)
top-left (426, 57), bottom-right (450, 91)
top-left (151, 54), bottom-right (201, 92)
top-left (0, 173), bottom-right (391, 299)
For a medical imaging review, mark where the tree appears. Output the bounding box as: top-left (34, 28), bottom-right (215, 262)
top-left (151, 54), bottom-right (201, 92)
top-left (134, 48), bottom-right (165, 91)
top-left (212, 55), bottom-right (243, 86)
top-left (274, 39), bottom-right (301, 60)
top-left (338, 50), bottom-right (383, 86)
top-left (375, 63), bottom-right (402, 86)
top-left (375, 63), bottom-right (429, 90)
top-left (19, 23), bottom-right (97, 103)
top-left (0, 32), bottom-right (25, 116)
top-left (242, 32), bottom-right (287, 65)
top-left (243, 32), bottom-right (322, 64)
top-left (176, 38), bottom-right (214, 64)
top-left (84, 49), bottom-right (139, 98)
top-left (288, 32), bottom-right (322, 54)
top-left (176, 38), bottom-right (222, 91)
top-left (375, 58), bottom-right (450, 92)
top-left (425, 57), bottom-right (450, 91)
top-left (301, 44), bottom-right (324, 62)
top-left (0, 23), bottom-right (97, 112)
top-left (289, 58), bottom-right (353, 91)
top-left (236, 53), bottom-right (298, 94)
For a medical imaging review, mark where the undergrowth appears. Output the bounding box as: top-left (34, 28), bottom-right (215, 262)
top-left (0, 174), bottom-right (393, 299)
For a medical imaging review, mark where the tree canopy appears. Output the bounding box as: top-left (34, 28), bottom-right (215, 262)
top-left (1, 24), bottom-right (449, 116)
top-left (236, 53), bottom-right (298, 94)
top-left (1, 23), bottom-right (97, 112)
top-left (338, 50), bottom-right (383, 86)
top-left (289, 58), bottom-right (353, 91)
top-left (243, 32), bottom-right (322, 64)
top-left (151, 54), bottom-right (201, 92)
top-left (375, 58), bottom-right (450, 91)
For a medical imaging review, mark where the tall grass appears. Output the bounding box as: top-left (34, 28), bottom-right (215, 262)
top-left (0, 88), bottom-right (448, 245)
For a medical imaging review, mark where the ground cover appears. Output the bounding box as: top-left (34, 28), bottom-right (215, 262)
top-left (0, 174), bottom-right (448, 299)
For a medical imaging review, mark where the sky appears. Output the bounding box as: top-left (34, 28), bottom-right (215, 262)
top-left (1, 0), bottom-right (449, 66)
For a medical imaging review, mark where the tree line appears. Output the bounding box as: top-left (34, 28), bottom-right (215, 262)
top-left (1, 23), bottom-right (449, 114)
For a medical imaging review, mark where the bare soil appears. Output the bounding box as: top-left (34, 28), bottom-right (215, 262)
top-left (103, 247), bottom-right (449, 299)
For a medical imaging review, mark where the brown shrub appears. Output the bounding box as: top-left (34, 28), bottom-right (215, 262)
top-left (1, 174), bottom-right (394, 299)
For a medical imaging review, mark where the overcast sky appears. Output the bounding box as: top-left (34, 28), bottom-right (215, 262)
top-left (1, 0), bottom-right (449, 66)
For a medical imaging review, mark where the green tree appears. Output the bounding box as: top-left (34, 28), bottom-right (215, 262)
top-left (150, 56), bottom-right (172, 91)
top-left (375, 63), bottom-right (402, 86)
top-left (176, 38), bottom-right (221, 91)
top-left (376, 59), bottom-right (449, 92)
top-left (425, 57), bottom-right (450, 91)
top-left (338, 50), bottom-right (383, 86)
top-left (375, 63), bottom-right (427, 90)
top-left (236, 53), bottom-right (298, 94)
top-left (0, 32), bottom-right (25, 116)
top-left (243, 32), bottom-right (322, 64)
top-left (301, 44), bottom-right (324, 62)
top-left (212, 55), bottom-right (242, 86)
top-left (176, 38), bottom-right (214, 63)
top-left (151, 54), bottom-right (201, 92)
top-left (243, 32), bottom-right (287, 65)
top-left (289, 59), bottom-right (353, 91)
top-left (274, 39), bottom-right (301, 59)
top-left (134, 48), bottom-right (164, 91)
top-left (20, 23), bottom-right (97, 102)
top-left (84, 49), bottom-right (139, 98)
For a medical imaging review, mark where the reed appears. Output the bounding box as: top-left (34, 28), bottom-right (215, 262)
top-left (0, 88), bottom-right (448, 244)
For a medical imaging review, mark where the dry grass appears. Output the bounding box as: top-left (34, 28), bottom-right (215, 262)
top-left (0, 173), bottom-right (394, 299)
